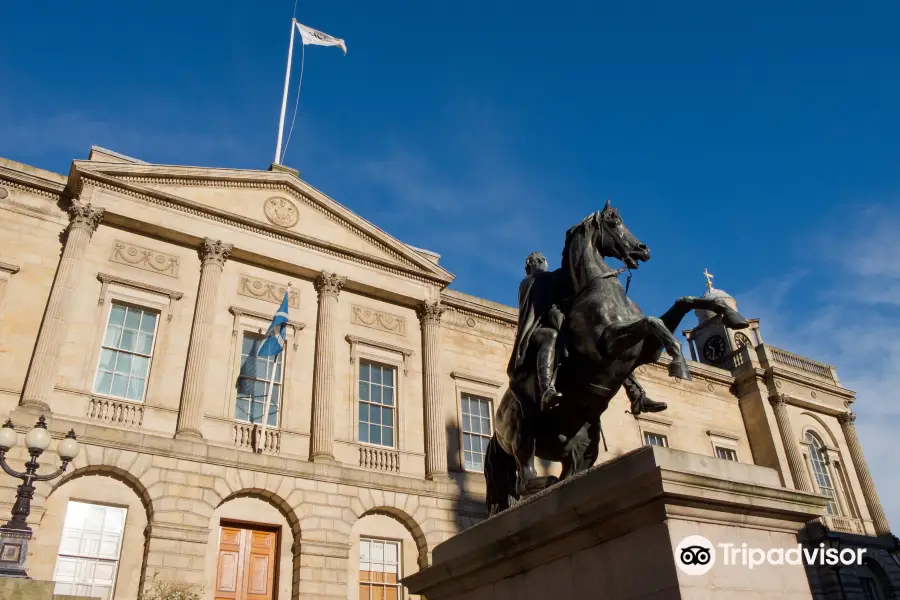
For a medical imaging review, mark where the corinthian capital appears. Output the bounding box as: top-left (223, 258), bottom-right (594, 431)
top-left (768, 393), bottom-right (787, 407)
top-left (68, 202), bottom-right (104, 234)
top-left (838, 411), bottom-right (857, 426)
top-left (417, 301), bottom-right (446, 326)
top-left (314, 271), bottom-right (346, 298)
top-left (199, 238), bottom-right (233, 267)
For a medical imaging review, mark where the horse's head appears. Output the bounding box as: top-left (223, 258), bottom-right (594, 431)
top-left (590, 200), bottom-right (650, 270)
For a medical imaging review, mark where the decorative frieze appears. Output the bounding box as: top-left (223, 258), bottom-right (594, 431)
top-left (442, 308), bottom-right (517, 342)
top-left (239, 275), bottom-right (300, 308)
top-left (351, 305), bottom-right (406, 336)
top-left (110, 240), bottom-right (180, 278)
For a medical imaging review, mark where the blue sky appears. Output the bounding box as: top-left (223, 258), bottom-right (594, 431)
top-left (2, 2), bottom-right (899, 525)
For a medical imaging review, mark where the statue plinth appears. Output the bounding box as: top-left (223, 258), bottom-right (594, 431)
top-left (403, 446), bottom-right (827, 600)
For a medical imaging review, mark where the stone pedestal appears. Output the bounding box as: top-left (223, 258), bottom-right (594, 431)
top-left (403, 446), bottom-right (828, 600)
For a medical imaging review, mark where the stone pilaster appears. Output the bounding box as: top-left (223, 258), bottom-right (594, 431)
top-left (21, 202), bottom-right (104, 409)
top-left (309, 271), bottom-right (346, 462)
top-left (418, 301), bottom-right (447, 480)
top-left (175, 238), bottom-right (232, 440)
top-left (769, 394), bottom-right (813, 492)
top-left (839, 412), bottom-right (891, 535)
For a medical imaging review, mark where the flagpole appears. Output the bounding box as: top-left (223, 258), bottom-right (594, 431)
top-left (274, 18), bottom-right (297, 165)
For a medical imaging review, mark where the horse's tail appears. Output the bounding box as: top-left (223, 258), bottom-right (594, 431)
top-left (484, 433), bottom-right (517, 516)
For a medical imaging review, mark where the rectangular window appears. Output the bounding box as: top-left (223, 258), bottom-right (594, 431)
top-left (52, 501), bottom-right (127, 600)
top-left (358, 361), bottom-right (395, 448)
top-left (359, 538), bottom-right (401, 600)
top-left (643, 432), bottom-right (668, 448)
top-left (715, 447), bottom-right (738, 461)
top-left (94, 304), bottom-right (158, 402)
top-left (235, 333), bottom-right (282, 427)
top-left (461, 394), bottom-right (493, 472)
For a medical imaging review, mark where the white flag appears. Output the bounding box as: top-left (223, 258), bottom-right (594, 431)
top-left (295, 21), bottom-right (347, 55)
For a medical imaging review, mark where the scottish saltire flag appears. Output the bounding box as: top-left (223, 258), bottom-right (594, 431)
top-left (258, 291), bottom-right (290, 357)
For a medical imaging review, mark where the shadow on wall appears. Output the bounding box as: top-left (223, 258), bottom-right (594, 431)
top-left (446, 420), bottom-right (489, 534)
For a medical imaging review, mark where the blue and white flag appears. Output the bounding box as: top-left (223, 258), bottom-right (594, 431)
top-left (258, 291), bottom-right (290, 357)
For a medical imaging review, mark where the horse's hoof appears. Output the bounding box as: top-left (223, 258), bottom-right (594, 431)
top-left (669, 361), bottom-right (693, 381)
top-left (722, 310), bottom-right (750, 329)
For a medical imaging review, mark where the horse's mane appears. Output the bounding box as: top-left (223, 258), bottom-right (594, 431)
top-left (560, 211), bottom-right (599, 284)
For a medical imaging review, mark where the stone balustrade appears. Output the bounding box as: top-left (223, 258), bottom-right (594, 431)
top-left (87, 397), bottom-right (144, 429)
top-left (232, 422), bottom-right (281, 454)
top-left (358, 446), bottom-right (400, 473)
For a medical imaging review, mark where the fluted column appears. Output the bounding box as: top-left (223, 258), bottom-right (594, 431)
top-left (175, 239), bottom-right (232, 440)
top-left (21, 202), bottom-right (104, 409)
top-left (769, 394), bottom-right (813, 492)
top-left (839, 412), bottom-right (891, 535)
top-left (309, 271), bottom-right (346, 462)
top-left (418, 301), bottom-right (447, 480)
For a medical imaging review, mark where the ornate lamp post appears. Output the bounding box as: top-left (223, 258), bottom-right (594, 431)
top-left (0, 415), bottom-right (79, 578)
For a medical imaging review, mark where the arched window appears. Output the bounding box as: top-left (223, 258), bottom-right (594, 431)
top-left (805, 431), bottom-right (839, 515)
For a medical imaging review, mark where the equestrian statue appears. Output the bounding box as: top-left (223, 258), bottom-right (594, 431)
top-left (484, 201), bottom-right (751, 515)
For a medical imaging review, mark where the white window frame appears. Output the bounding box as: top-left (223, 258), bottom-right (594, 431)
top-left (347, 335), bottom-right (412, 451)
top-left (707, 429), bottom-right (741, 462)
top-left (714, 446), bottom-right (738, 461)
top-left (643, 432), bottom-right (669, 448)
top-left (52, 500), bottom-right (128, 600)
top-left (803, 430), bottom-right (841, 515)
top-left (460, 393), bottom-right (493, 473)
top-left (450, 371), bottom-right (504, 473)
top-left (92, 302), bottom-right (161, 403)
top-left (636, 414), bottom-right (672, 450)
top-left (233, 330), bottom-right (285, 428)
top-left (359, 537), bottom-right (402, 600)
top-left (357, 359), bottom-right (399, 449)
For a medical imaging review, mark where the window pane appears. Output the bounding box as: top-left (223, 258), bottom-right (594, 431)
top-left (108, 305), bottom-right (126, 326)
top-left (383, 427), bottom-right (393, 447)
top-left (371, 366), bottom-right (382, 385)
top-left (114, 353), bottom-right (132, 376)
top-left (371, 385), bottom-right (382, 404)
top-left (359, 402), bottom-right (369, 423)
top-left (359, 381), bottom-right (369, 401)
top-left (102, 326), bottom-right (121, 348)
top-left (359, 423), bottom-right (369, 443)
top-left (383, 386), bottom-right (393, 407)
top-left (136, 333), bottom-right (154, 355)
top-left (371, 407), bottom-right (382, 425)
top-left (462, 414), bottom-right (471, 433)
top-left (360, 362), bottom-right (370, 383)
top-left (370, 425), bottom-right (382, 446)
top-left (131, 355), bottom-right (149, 379)
top-left (98, 349), bottom-right (116, 372)
top-left (124, 307), bottom-right (141, 330)
top-left (139, 312), bottom-right (157, 333)
top-left (119, 329), bottom-right (135, 352)
top-left (126, 378), bottom-right (144, 401)
top-left (234, 398), bottom-right (249, 421)
top-left (383, 408), bottom-right (393, 427)
top-left (110, 375), bottom-right (128, 397)
top-left (383, 369), bottom-right (393, 387)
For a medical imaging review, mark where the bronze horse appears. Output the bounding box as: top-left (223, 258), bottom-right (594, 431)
top-left (484, 202), bottom-right (750, 515)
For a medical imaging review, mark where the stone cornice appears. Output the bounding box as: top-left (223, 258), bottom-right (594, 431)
top-left (71, 164), bottom-right (454, 286)
top-left (0, 163), bottom-right (67, 200)
top-left (770, 391), bottom-right (849, 417)
top-left (0, 262), bottom-right (20, 276)
top-left (228, 305), bottom-right (306, 332)
top-left (764, 366), bottom-right (855, 401)
top-left (440, 290), bottom-right (517, 326)
top-left (450, 371), bottom-right (506, 388)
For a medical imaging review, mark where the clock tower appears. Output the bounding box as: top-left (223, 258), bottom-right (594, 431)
top-left (683, 269), bottom-right (764, 367)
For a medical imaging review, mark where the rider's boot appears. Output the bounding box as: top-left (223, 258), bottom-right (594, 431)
top-left (624, 374), bottom-right (667, 416)
top-left (537, 343), bottom-right (562, 411)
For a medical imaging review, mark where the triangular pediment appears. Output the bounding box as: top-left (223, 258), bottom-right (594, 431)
top-left (73, 160), bottom-right (453, 284)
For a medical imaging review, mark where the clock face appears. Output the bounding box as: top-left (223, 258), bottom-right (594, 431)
top-left (734, 332), bottom-right (751, 349)
top-left (703, 335), bottom-right (727, 362)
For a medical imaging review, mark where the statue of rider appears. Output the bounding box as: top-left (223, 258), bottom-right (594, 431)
top-left (508, 252), bottom-right (564, 411)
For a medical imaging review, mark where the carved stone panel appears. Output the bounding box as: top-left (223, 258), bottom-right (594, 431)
top-left (238, 275), bottom-right (300, 308)
top-left (351, 305), bottom-right (406, 336)
top-left (263, 196), bottom-right (300, 228)
top-left (110, 240), bottom-right (180, 278)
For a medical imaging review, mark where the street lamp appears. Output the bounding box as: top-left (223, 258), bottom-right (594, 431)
top-left (0, 415), bottom-right (79, 578)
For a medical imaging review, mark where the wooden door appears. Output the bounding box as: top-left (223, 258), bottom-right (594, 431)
top-left (215, 524), bottom-right (277, 600)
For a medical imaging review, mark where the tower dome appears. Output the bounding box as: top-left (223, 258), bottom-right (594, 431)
top-left (695, 269), bottom-right (738, 322)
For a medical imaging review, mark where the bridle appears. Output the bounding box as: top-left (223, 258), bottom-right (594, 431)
top-left (594, 212), bottom-right (634, 296)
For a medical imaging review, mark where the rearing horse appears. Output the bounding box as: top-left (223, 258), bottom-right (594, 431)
top-left (484, 201), bottom-right (750, 515)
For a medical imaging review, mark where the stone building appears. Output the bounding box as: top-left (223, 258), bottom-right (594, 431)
top-left (0, 147), bottom-right (896, 600)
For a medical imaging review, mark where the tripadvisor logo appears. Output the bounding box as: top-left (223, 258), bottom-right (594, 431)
top-left (674, 535), bottom-right (867, 574)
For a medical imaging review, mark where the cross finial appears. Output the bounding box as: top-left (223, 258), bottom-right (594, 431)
top-left (703, 268), bottom-right (714, 290)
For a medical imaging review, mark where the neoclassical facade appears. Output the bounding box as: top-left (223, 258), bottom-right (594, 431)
top-left (0, 147), bottom-right (896, 600)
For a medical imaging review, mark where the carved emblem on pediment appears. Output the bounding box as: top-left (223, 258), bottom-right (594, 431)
top-left (239, 275), bottom-right (300, 308)
top-left (263, 196), bottom-right (300, 228)
top-left (351, 305), bottom-right (406, 336)
top-left (111, 241), bottom-right (180, 277)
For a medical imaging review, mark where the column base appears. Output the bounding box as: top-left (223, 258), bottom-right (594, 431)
top-left (0, 528), bottom-right (32, 578)
top-left (174, 428), bottom-right (203, 441)
top-left (309, 453), bottom-right (336, 464)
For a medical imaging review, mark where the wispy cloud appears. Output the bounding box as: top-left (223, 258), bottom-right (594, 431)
top-left (737, 203), bottom-right (900, 530)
